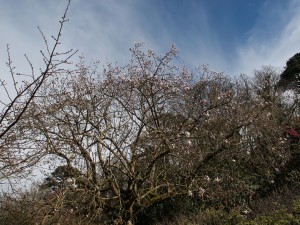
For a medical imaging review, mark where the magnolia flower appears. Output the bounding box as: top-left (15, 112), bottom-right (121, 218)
top-left (204, 175), bottom-right (210, 182)
top-left (242, 209), bottom-right (251, 215)
top-left (214, 177), bottom-right (221, 182)
top-left (199, 187), bottom-right (205, 193)
top-left (204, 111), bottom-right (210, 117)
top-left (198, 187), bottom-right (206, 199)
top-left (185, 131), bottom-right (190, 137)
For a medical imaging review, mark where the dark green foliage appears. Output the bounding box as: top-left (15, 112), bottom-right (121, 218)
top-left (279, 53), bottom-right (300, 89)
top-left (136, 196), bottom-right (201, 225)
top-left (154, 194), bottom-right (300, 225)
top-left (41, 165), bottom-right (82, 190)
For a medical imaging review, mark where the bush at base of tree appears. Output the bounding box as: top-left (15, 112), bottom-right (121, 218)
top-left (153, 195), bottom-right (300, 225)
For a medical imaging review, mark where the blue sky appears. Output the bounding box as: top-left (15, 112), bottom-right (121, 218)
top-left (1, 0), bottom-right (300, 77)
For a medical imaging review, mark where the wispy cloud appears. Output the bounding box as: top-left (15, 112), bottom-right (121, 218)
top-left (0, 0), bottom-right (235, 76)
top-left (1, 0), bottom-right (300, 79)
top-left (0, 0), bottom-right (70, 75)
top-left (64, 0), bottom-right (224, 68)
top-left (234, 0), bottom-right (300, 76)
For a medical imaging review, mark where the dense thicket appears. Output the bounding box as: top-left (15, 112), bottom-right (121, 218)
top-left (278, 52), bottom-right (300, 89)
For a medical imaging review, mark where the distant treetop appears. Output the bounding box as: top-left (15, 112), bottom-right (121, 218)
top-left (278, 52), bottom-right (300, 90)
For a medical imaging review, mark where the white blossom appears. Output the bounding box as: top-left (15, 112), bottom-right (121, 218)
top-left (185, 131), bottom-right (190, 137)
top-left (198, 187), bottom-right (206, 199)
top-left (214, 177), bottom-right (221, 182)
top-left (242, 209), bottom-right (251, 215)
top-left (204, 175), bottom-right (210, 182)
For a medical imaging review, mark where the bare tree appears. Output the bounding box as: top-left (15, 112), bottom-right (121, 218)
top-left (0, 0), bottom-right (76, 182)
top-left (23, 42), bottom-right (292, 224)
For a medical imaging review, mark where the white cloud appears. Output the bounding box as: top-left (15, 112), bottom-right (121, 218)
top-left (0, 0), bottom-right (233, 80)
top-left (0, 1), bottom-right (69, 75)
top-left (234, 0), bottom-right (300, 76)
top-left (0, 1), bottom-right (131, 72)
top-left (1, 0), bottom-right (299, 79)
